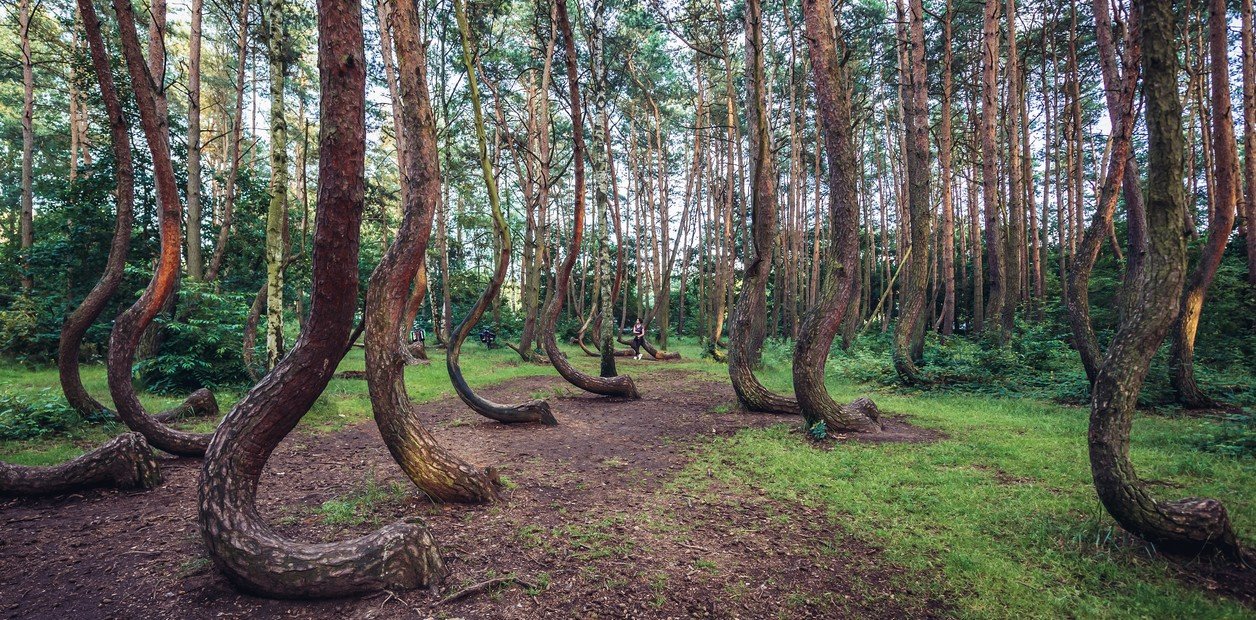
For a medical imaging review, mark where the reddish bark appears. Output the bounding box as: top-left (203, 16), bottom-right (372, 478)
top-left (106, 0), bottom-right (218, 456)
top-left (796, 0), bottom-right (880, 432)
top-left (539, 0), bottom-right (640, 400)
top-left (367, 0), bottom-right (503, 503)
top-left (198, 0), bottom-right (446, 596)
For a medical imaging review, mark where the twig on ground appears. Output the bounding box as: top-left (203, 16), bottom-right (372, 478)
top-left (437, 575), bottom-right (540, 606)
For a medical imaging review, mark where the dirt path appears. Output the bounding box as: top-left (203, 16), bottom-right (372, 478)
top-left (0, 368), bottom-right (946, 619)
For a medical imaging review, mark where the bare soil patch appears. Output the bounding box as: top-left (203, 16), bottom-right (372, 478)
top-left (0, 369), bottom-right (948, 619)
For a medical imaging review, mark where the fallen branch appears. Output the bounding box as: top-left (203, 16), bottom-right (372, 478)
top-left (437, 575), bottom-right (540, 606)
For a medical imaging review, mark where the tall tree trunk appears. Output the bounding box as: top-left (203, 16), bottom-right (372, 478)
top-left (979, 0), bottom-right (1005, 338)
top-left (541, 0), bottom-right (639, 400)
top-left (727, 0), bottom-right (800, 415)
top-left (796, 0), bottom-right (880, 432)
top-left (106, 0), bottom-right (218, 457)
top-left (18, 0), bottom-right (34, 294)
top-left (447, 0), bottom-right (555, 423)
top-left (1088, 0), bottom-right (1245, 561)
top-left (187, 0), bottom-right (204, 280)
top-left (60, 0), bottom-right (214, 424)
top-left (1002, 0), bottom-right (1024, 331)
top-left (263, 0), bottom-right (289, 370)
top-left (198, 0), bottom-right (447, 595)
top-left (587, 0), bottom-right (619, 378)
top-left (937, 0), bottom-right (956, 336)
top-left (893, 0), bottom-right (931, 383)
top-left (368, 0), bottom-right (503, 503)
top-left (206, 0), bottom-right (251, 283)
top-left (1067, 0), bottom-right (1142, 384)
top-left (1244, 0), bottom-right (1256, 285)
top-left (1169, 0), bottom-right (1241, 408)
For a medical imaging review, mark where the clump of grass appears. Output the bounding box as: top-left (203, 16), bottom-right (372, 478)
top-left (316, 473), bottom-right (408, 527)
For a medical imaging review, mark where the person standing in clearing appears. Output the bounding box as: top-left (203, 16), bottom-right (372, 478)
top-left (631, 319), bottom-right (645, 360)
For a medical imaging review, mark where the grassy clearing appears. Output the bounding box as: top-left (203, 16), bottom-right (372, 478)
top-left (0, 342), bottom-right (562, 464)
top-left (1, 337), bottom-right (1251, 617)
top-left (658, 339), bottom-right (1254, 619)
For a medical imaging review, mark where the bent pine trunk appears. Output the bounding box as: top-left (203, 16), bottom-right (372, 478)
top-left (198, 2), bottom-right (446, 597)
top-left (1, 433), bottom-right (161, 496)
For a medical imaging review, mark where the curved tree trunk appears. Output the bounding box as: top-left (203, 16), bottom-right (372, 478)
top-left (540, 0), bottom-right (639, 401)
top-left (106, 0), bottom-right (218, 457)
top-left (892, 0), bottom-right (932, 384)
top-left (1089, 0), bottom-right (1245, 562)
top-left (726, 0), bottom-right (800, 417)
top-left (447, 0), bottom-right (554, 424)
top-left (1168, 0), bottom-right (1239, 409)
top-left (616, 334), bottom-right (680, 361)
top-left (796, 0), bottom-right (880, 432)
top-left (198, 4), bottom-right (447, 596)
top-left (1, 433), bottom-right (161, 496)
top-left (60, 0), bottom-right (136, 421)
top-left (1066, 0), bottom-right (1141, 384)
top-left (368, 0), bottom-right (502, 503)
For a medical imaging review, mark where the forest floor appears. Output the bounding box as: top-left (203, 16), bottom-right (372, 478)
top-left (1, 341), bottom-right (1253, 618)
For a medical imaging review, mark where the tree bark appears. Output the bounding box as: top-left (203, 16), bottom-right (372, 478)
top-left (1169, 0), bottom-right (1241, 408)
top-left (937, 0), bottom-right (956, 337)
top-left (1, 433), bottom-right (161, 496)
top-left (187, 0), bottom-right (204, 281)
top-left (796, 0), bottom-right (881, 432)
top-left (541, 0), bottom-right (640, 400)
top-left (1067, 0), bottom-right (1142, 384)
top-left (1088, 0), bottom-right (1246, 561)
top-left (892, 0), bottom-right (931, 383)
top-left (727, 0), bottom-right (801, 416)
top-left (206, 0), bottom-right (250, 283)
top-left (367, 0), bottom-right (504, 504)
top-left (107, 0), bottom-right (218, 457)
top-left (1244, 0), bottom-right (1256, 285)
top-left (979, 0), bottom-right (1005, 338)
top-left (18, 0), bottom-right (34, 294)
top-left (263, 0), bottom-right (289, 370)
top-left (199, 2), bottom-right (447, 596)
top-left (446, 0), bottom-right (555, 423)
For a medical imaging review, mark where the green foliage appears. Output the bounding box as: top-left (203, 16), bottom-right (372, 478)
top-left (805, 419), bottom-right (827, 441)
top-left (0, 389), bottom-right (83, 440)
top-left (135, 283), bottom-right (253, 395)
top-left (1192, 412), bottom-right (1256, 460)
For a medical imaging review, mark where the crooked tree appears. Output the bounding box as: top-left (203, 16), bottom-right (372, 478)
top-left (198, 0), bottom-right (446, 595)
top-left (1087, 0), bottom-right (1246, 562)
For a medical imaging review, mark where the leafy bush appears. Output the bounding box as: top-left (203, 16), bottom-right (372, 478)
top-left (135, 283), bottom-right (253, 395)
top-left (0, 389), bottom-right (83, 440)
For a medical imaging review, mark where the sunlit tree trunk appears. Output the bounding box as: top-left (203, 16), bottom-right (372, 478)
top-left (263, 0), bottom-right (289, 369)
top-left (1169, 0), bottom-right (1241, 408)
top-left (106, 0), bottom-right (218, 457)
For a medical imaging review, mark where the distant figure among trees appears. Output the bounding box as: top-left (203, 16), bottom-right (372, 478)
top-left (630, 319), bottom-right (645, 360)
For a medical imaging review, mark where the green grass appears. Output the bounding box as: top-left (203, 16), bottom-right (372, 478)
top-left (660, 341), bottom-right (1254, 619)
top-left (0, 342), bottom-right (565, 463)
top-left (2, 336), bottom-right (1251, 617)
top-left (315, 473), bottom-right (408, 527)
